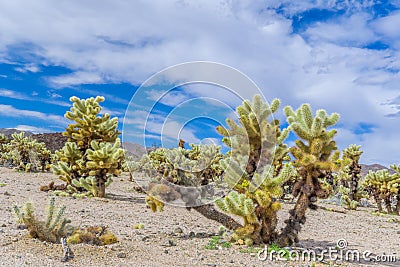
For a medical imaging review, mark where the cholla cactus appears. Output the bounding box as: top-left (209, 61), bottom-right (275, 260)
top-left (216, 163), bottom-right (292, 244)
top-left (214, 95), bottom-right (294, 245)
top-left (13, 197), bottom-right (118, 245)
top-left (390, 164), bottom-right (400, 215)
top-left (52, 96), bottom-right (124, 198)
top-left (1, 132), bottom-right (51, 172)
top-left (139, 144), bottom-right (224, 207)
top-left (277, 104), bottom-right (340, 246)
top-left (13, 197), bottom-right (72, 243)
top-left (362, 168), bottom-right (399, 214)
top-left (335, 145), bottom-right (364, 209)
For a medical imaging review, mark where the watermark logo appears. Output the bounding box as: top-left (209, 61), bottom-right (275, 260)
top-left (257, 239), bottom-right (397, 263)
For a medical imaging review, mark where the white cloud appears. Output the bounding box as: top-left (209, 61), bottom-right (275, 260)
top-left (0, 1), bottom-right (399, 165)
top-left (13, 125), bottom-right (51, 134)
top-left (0, 88), bottom-right (30, 100)
top-left (0, 104), bottom-right (66, 125)
top-left (0, 88), bottom-right (70, 107)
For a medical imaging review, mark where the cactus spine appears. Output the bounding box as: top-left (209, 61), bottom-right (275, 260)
top-left (52, 96), bottom-right (124, 197)
top-left (276, 104), bottom-right (340, 246)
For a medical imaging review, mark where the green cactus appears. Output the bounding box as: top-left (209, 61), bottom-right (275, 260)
top-left (0, 132), bottom-right (52, 172)
top-left (362, 168), bottom-right (400, 214)
top-left (13, 197), bottom-right (73, 243)
top-left (13, 197), bottom-right (118, 245)
top-left (334, 145), bottom-right (364, 209)
top-left (276, 104), bottom-right (340, 246)
top-left (52, 96), bottom-right (123, 197)
top-left (389, 164), bottom-right (400, 215)
top-left (214, 95), bottom-right (294, 244)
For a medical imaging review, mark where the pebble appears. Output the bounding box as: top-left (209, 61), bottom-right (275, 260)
top-left (397, 230), bottom-right (400, 234)
top-left (1, 224), bottom-right (6, 227)
top-left (117, 252), bottom-right (126, 258)
top-left (140, 235), bottom-right (149, 241)
top-left (162, 239), bottom-right (176, 247)
top-left (12, 237), bottom-right (18, 242)
top-left (173, 227), bottom-right (183, 234)
top-left (189, 231), bottom-right (195, 238)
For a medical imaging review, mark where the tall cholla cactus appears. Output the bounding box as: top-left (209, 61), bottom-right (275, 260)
top-left (336, 144), bottom-right (364, 209)
top-left (277, 104), bottom-right (340, 246)
top-left (362, 168), bottom-right (399, 214)
top-left (52, 96), bottom-right (124, 198)
top-left (215, 95), bottom-right (294, 245)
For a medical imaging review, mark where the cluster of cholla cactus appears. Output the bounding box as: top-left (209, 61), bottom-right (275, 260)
top-left (335, 144), bottom-right (364, 210)
top-left (51, 96), bottom-right (124, 198)
top-left (362, 165), bottom-right (400, 215)
top-left (136, 143), bottom-right (224, 210)
top-left (0, 132), bottom-right (51, 172)
top-left (276, 104), bottom-right (340, 246)
top-left (13, 197), bottom-right (118, 245)
top-left (215, 95), bottom-right (294, 245)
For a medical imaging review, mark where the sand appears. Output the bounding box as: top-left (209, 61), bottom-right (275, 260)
top-left (0, 167), bottom-right (399, 267)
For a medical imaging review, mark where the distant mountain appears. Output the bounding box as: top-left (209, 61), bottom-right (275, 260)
top-left (360, 163), bottom-right (394, 177)
top-left (31, 133), bottom-right (68, 152)
top-left (0, 128), bottom-right (33, 137)
top-left (122, 142), bottom-right (147, 160)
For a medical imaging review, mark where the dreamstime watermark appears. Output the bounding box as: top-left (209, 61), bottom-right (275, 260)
top-left (257, 239), bottom-right (398, 263)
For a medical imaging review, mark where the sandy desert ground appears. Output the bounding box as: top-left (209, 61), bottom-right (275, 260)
top-left (0, 167), bottom-right (399, 267)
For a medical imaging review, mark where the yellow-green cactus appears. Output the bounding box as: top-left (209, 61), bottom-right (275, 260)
top-left (335, 144), bottom-right (364, 209)
top-left (277, 104), bottom-right (340, 246)
top-left (1, 132), bottom-right (52, 172)
top-left (13, 197), bottom-right (73, 243)
top-left (51, 96), bottom-right (123, 197)
top-left (214, 95), bottom-right (294, 245)
top-left (362, 168), bottom-right (400, 214)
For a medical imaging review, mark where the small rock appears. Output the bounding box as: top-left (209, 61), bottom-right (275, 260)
top-left (397, 230), bottom-right (400, 234)
top-left (189, 231), bottom-right (195, 238)
top-left (162, 239), bottom-right (176, 247)
top-left (164, 249), bottom-right (168, 254)
top-left (4, 191), bottom-right (11, 196)
top-left (17, 225), bottom-right (27, 230)
top-left (0, 229), bottom-right (4, 233)
top-left (173, 227), bottom-right (183, 234)
top-left (195, 232), bottom-right (207, 238)
top-left (12, 237), bottom-right (18, 242)
top-left (1, 224), bottom-right (6, 227)
top-left (117, 252), bottom-right (126, 258)
top-left (140, 235), bottom-right (149, 241)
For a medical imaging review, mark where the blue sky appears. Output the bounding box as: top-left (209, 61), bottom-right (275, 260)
top-left (0, 1), bottom-right (399, 165)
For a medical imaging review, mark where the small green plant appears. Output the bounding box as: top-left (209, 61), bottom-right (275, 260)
top-left (204, 236), bottom-right (231, 250)
top-left (0, 182), bottom-right (6, 187)
top-left (267, 243), bottom-right (290, 260)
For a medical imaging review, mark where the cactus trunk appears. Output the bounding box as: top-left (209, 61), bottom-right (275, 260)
top-left (96, 176), bottom-right (106, 198)
top-left (193, 204), bottom-right (242, 230)
top-left (276, 182), bottom-right (309, 246)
